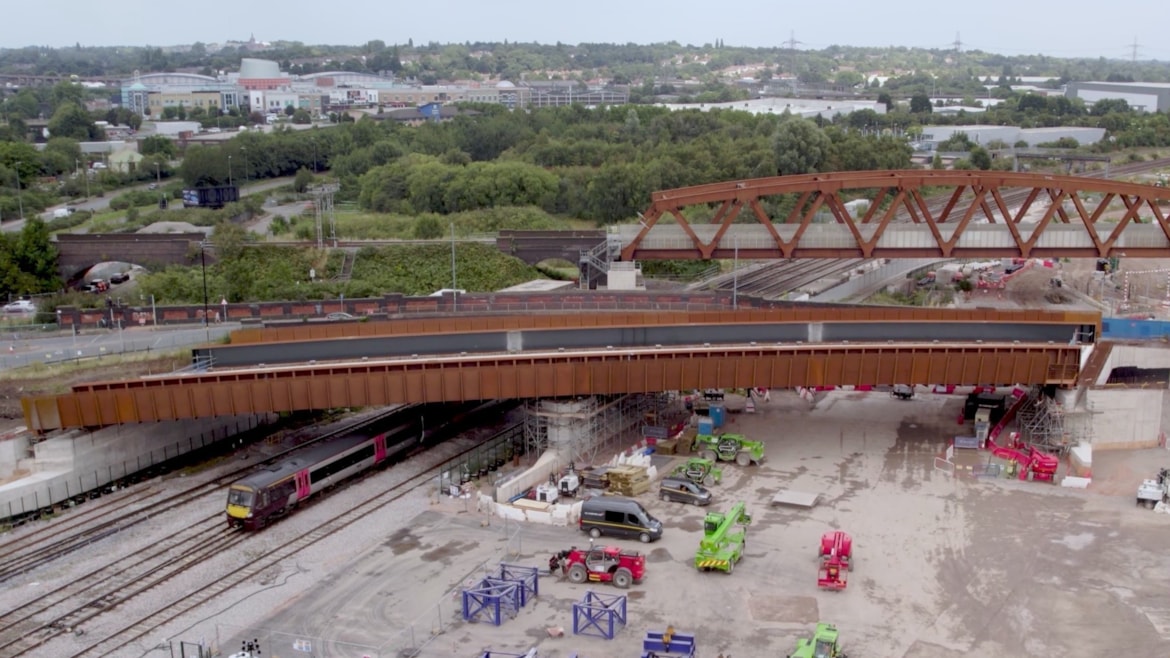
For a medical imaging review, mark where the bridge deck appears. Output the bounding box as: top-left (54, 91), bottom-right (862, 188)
top-left (21, 308), bottom-right (1096, 432)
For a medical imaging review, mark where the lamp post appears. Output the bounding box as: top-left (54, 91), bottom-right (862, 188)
top-left (200, 242), bottom-right (210, 341)
top-left (450, 221), bottom-right (458, 312)
top-left (13, 161), bottom-right (24, 221)
top-left (241, 146), bottom-right (248, 188)
top-left (732, 235), bottom-right (739, 310)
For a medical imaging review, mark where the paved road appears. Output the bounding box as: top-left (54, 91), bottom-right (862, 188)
top-left (0, 322), bottom-right (238, 371)
top-left (0, 177), bottom-right (294, 234)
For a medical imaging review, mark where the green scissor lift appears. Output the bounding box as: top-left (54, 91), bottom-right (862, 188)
top-left (693, 501), bottom-right (751, 573)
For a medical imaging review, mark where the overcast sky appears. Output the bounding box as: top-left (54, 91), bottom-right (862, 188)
top-left (3, 0), bottom-right (1166, 61)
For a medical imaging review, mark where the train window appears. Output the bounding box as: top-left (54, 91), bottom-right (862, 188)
top-left (310, 444), bottom-right (376, 484)
top-left (228, 488), bottom-right (254, 506)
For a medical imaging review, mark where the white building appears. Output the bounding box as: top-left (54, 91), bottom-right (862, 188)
top-left (659, 97), bottom-right (886, 121)
top-left (1065, 81), bottom-right (1170, 112)
top-left (918, 124), bottom-right (1106, 149)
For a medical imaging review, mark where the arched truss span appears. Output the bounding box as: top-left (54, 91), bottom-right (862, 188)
top-left (619, 170), bottom-right (1170, 261)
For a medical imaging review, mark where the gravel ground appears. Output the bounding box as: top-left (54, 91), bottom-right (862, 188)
top-left (8, 395), bottom-right (1170, 658)
top-left (59, 390), bottom-right (1161, 658)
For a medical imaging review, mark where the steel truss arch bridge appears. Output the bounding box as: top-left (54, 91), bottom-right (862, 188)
top-left (619, 170), bottom-right (1170, 261)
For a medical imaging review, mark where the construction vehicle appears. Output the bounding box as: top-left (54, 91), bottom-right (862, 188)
top-left (1136, 467), bottom-right (1169, 509)
top-left (550, 543), bottom-right (645, 589)
top-left (988, 432), bottom-right (1059, 482)
top-left (670, 457), bottom-right (723, 486)
top-left (788, 622), bottom-right (848, 658)
top-left (694, 501), bottom-right (751, 573)
top-left (818, 530), bottom-right (853, 570)
top-left (691, 432), bottom-right (765, 466)
top-left (817, 531), bottom-right (852, 590)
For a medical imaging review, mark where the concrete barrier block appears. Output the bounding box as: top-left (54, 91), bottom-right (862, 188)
top-left (525, 510), bottom-right (552, 525)
top-left (497, 504), bottom-right (525, 521)
top-left (550, 508), bottom-right (570, 527)
top-left (1061, 476), bottom-right (1092, 489)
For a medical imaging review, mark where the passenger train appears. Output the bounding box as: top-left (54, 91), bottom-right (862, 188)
top-left (226, 402), bottom-right (504, 530)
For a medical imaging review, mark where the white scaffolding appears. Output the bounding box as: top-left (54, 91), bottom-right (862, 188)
top-left (523, 393), bottom-right (674, 466)
top-left (1016, 390), bottom-right (1092, 456)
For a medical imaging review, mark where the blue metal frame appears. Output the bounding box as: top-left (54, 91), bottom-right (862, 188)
top-left (642, 629), bottom-right (697, 657)
top-left (572, 590), bottom-right (627, 640)
top-left (493, 563), bottom-right (540, 605)
top-left (461, 580), bottom-right (520, 625)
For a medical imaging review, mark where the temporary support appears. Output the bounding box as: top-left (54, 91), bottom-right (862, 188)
top-left (461, 579), bottom-right (521, 626)
top-left (572, 590), bottom-right (627, 639)
top-left (491, 563), bottom-right (540, 605)
top-left (642, 629), bottom-right (697, 657)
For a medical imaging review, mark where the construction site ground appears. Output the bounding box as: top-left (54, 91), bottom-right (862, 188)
top-left (236, 390), bottom-right (1170, 658)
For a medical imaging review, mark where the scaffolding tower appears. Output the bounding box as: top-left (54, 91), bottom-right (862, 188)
top-left (523, 393), bottom-right (675, 465)
top-left (1016, 390), bottom-right (1091, 456)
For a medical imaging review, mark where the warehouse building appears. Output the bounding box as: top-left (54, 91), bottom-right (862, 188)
top-left (1065, 81), bottom-right (1170, 112)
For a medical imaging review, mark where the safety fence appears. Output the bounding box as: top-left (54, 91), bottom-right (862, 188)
top-left (206, 521), bottom-right (525, 658)
top-left (1, 415), bottom-right (271, 524)
top-left (0, 324), bottom-right (234, 371)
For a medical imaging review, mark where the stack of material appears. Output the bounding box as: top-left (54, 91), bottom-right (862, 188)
top-left (655, 438), bottom-right (678, 455)
top-left (581, 466), bottom-right (610, 491)
top-left (607, 465), bottom-right (651, 496)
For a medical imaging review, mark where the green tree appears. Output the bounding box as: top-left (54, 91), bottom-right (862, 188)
top-left (969, 146), bottom-right (992, 170)
top-left (140, 135), bottom-right (177, 159)
top-left (13, 218), bottom-right (60, 292)
top-left (909, 94), bottom-right (933, 114)
top-left (293, 167), bottom-right (313, 193)
top-left (773, 118), bottom-right (833, 175)
top-left (47, 102), bottom-right (102, 141)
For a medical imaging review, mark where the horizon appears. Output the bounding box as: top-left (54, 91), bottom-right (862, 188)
top-left (1, 0), bottom-right (1166, 61)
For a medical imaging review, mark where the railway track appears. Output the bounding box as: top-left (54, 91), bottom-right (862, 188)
top-left (0, 406), bottom-right (413, 584)
top-left (0, 516), bottom-right (244, 655)
top-left (65, 422), bottom-right (523, 658)
top-left (686, 158), bottom-right (1170, 299)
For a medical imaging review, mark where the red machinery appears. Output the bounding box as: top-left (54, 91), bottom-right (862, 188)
top-left (987, 432), bottom-right (1059, 482)
top-left (550, 544), bottom-right (645, 589)
top-left (817, 531), bottom-right (852, 590)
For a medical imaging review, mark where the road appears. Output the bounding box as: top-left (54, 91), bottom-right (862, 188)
top-left (0, 322), bottom-right (238, 370)
top-left (0, 177), bottom-right (294, 234)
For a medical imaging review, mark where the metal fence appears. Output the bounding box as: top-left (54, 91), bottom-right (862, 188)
top-left (1, 416), bottom-right (264, 523)
top-left (211, 521), bottom-right (524, 658)
top-left (0, 323), bottom-right (235, 371)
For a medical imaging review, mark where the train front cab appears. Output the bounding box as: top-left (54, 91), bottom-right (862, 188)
top-left (226, 485), bottom-right (256, 529)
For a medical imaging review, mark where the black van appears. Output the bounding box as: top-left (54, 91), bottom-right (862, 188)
top-left (579, 496), bottom-right (663, 543)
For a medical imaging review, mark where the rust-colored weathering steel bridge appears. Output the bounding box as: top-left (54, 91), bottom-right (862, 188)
top-left (619, 170), bottom-right (1170, 261)
top-left (21, 308), bottom-right (1097, 432)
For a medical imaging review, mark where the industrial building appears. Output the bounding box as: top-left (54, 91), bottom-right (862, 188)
top-left (916, 124), bottom-right (1106, 149)
top-left (120, 58), bottom-right (629, 119)
top-left (1065, 81), bottom-right (1170, 112)
top-left (659, 96), bottom-right (886, 121)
